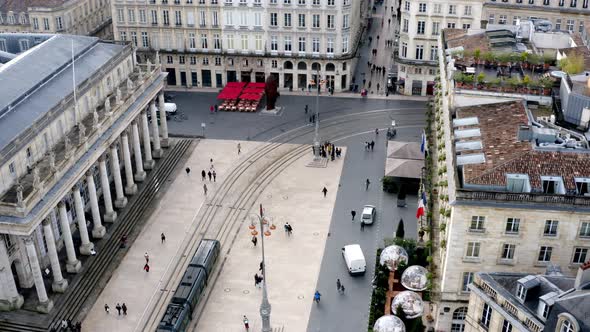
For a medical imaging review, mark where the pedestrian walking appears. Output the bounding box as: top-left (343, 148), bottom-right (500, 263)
top-left (185, 167), bottom-right (191, 175)
top-left (161, 232), bottom-right (166, 243)
top-left (243, 315), bottom-right (250, 330)
top-left (284, 223), bottom-right (289, 234)
top-left (305, 104), bottom-right (309, 114)
top-left (144, 252), bottom-right (149, 263)
top-left (210, 105), bottom-right (214, 113)
top-left (337, 278), bottom-right (341, 291)
top-left (340, 284), bottom-right (345, 293)
top-left (362, 78), bottom-right (366, 87)
top-left (212, 170), bottom-right (217, 182)
top-left (351, 210), bottom-right (356, 221)
top-left (254, 274), bottom-right (260, 287)
top-left (322, 187), bottom-right (328, 197)
top-left (144, 263), bottom-right (150, 272)
top-left (371, 140), bottom-right (375, 150)
top-left (207, 171), bottom-right (212, 181)
top-left (388, 18), bottom-right (391, 26)
top-left (75, 322), bottom-right (82, 331)
top-left (237, 143), bottom-right (241, 154)
top-left (203, 183), bottom-right (208, 195)
top-left (361, 220), bottom-right (365, 231)
top-left (287, 223), bottom-right (293, 236)
top-left (259, 261), bottom-right (264, 272)
top-left (104, 304), bottom-right (110, 313)
top-left (214, 104), bottom-right (218, 112)
top-left (116, 303), bottom-right (122, 315)
top-left (366, 178), bottom-right (371, 190)
top-left (201, 169), bottom-right (206, 181)
top-left (122, 303), bottom-right (127, 315)
top-left (251, 235), bottom-right (258, 246)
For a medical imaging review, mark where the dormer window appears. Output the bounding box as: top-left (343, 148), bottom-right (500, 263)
top-left (516, 283), bottom-right (527, 301)
top-left (541, 176), bottom-right (565, 194)
top-left (506, 174), bottom-right (531, 193)
top-left (575, 178), bottom-right (590, 196)
top-left (538, 291), bottom-right (558, 321)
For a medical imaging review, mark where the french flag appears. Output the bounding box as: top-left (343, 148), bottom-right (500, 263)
top-left (421, 190), bottom-right (427, 206)
top-left (420, 131), bottom-right (427, 154)
top-left (416, 197), bottom-right (425, 219)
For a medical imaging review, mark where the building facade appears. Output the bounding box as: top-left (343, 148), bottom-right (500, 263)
top-left (483, 0), bottom-right (590, 35)
top-left (465, 265), bottom-right (590, 332)
top-left (396, 0), bottom-right (483, 96)
top-left (111, 0), bottom-right (364, 92)
top-left (0, 33), bottom-right (168, 313)
top-left (0, 0), bottom-right (112, 39)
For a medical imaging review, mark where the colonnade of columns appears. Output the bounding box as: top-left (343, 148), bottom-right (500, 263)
top-left (0, 92), bottom-right (169, 313)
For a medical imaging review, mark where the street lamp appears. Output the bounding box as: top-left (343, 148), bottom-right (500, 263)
top-left (248, 204), bottom-right (276, 332)
top-left (312, 69), bottom-right (323, 160)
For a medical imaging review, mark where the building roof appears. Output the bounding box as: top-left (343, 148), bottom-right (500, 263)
top-left (0, 0), bottom-right (68, 13)
top-left (0, 33), bottom-right (126, 155)
top-left (558, 46), bottom-right (590, 70)
top-left (455, 101), bottom-right (590, 191)
top-left (445, 29), bottom-right (491, 54)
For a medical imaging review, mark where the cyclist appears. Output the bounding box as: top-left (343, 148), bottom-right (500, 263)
top-left (314, 290), bottom-right (321, 303)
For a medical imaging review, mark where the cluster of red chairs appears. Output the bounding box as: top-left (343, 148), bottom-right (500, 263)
top-left (217, 82), bottom-right (266, 112)
top-left (218, 99), bottom-right (259, 112)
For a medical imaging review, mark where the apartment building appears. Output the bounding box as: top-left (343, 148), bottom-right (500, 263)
top-left (0, 33), bottom-right (168, 313)
top-left (0, 0), bottom-right (112, 39)
top-left (465, 264), bottom-right (590, 332)
top-left (396, 0), bottom-right (483, 96)
top-left (483, 0), bottom-right (590, 35)
top-left (111, 0), bottom-right (363, 92)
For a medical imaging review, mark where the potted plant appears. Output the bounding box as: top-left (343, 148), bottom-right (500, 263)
top-left (483, 51), bottom-right (495, 68)
top-left (463, 74), bottom-right (475, 89)
top-left (543, 54), bottom-right (553, 70)
top-left (520, 51), bottom-right (529, 69)
top-left (453, 71), bottom-right (465, 88)
top-left (474, 48), bottom-right (481, 66)
top-left (522, 75), bottom-right (531, 93)
top-left (476, 72), bottom-right (486, 88)
top-left (539, 77), bottom-right (553, 95)
top-left (506, 77), bottom-right (520, 92)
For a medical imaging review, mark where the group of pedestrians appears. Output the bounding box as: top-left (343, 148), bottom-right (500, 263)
top-left (200, 169), bottom-right (217, 182)
top-left (55, 319), bottom-right (82, 332)
top-left (104, 302), bottom-right (128, 315)
top-left (365, 140), bottom-right (376, 151)
top-left (283, 222), bottom-right (293, 236)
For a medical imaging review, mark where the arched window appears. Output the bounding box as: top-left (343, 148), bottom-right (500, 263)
top-left (311, 62), bottom-right (321, 71)
top-left (325, 63), bottom-right (335, 71)
top-left (284, 61), bottom-right (293, 70)
top-left (451, 307), bottom-right (468, 332)
top-left (297, 61), bottom-right (307, 70)
top-left (561, 320), bottom-right (575, 332)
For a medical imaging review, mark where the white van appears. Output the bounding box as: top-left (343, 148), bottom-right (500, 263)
top-left (163, 102), bottom-right (177, 114)
top-left (342, 244), bottom-right (366, 275)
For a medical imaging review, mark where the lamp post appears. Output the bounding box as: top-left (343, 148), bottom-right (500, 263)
top-left (249, 204), bottom-right (276, 332)
top-left (313, 69), bottom-right (322, 160)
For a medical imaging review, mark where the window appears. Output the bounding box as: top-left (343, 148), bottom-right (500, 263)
top-left (224, 11), bottom-right (233, 25)
top-left (538, 246), bottom-right (553, 262)
top-left (139, 9), bottom-right (146, 23)
top-left (117, 8), bottom-right (124, 23)
top-left (312, 14), bottom-right (320, 28)
top-left (501, 244), bottom-right (516, 260)
top-left (502, 320), bottom-right (513, 332)
top-left (430, 45), bottom-right (438, 61)
top-left (270, 13), bottom-right (278, 26)
top-left (327, 15), bottom-right (334, 28)
top-left (131, 32), bottom-right (138, 46)
top-left (402, 19), bottom-right (409, 32)
top-left (464, 5), bottom-right (472, 15)
top-left (326, 37), bottom-right (333, 53)
top-left (312, 37), bottom-right (319, 52)
top-left (284, 13), bottom-right (291, 27)
top-left (513, 16), bottom-right (521, 25)
top-left (419, 3), bottom-right (427, 12)
top-left (166, 55), bottom-right (173, 64)
top-left (488, 14), bottom-right (495, 24)
top-left (481, 303), bottom-right (492, 328)
top-left (163, 10), bottom-right (170, 25)
top-left (151, 10), bottom-right (158, 24)
top-left (434, 3), bottom-right (441, 13)
top-left (327, 0), bottom-right (334, 5)
top-left (544, 220), bottom-right (558, 236)
top-left (43, 18), bottom-right (50, 30)
top-left (417, 21), bottom-right (425, 34)
top-left (284, 36), bottom-right (292, 51)
top-left (271, 60), bottom-right (278, 68)
top-left (542, 176), bottom-right (565, 194)
top-left (448, 4), bottom-right (456, 14)
top-left (179, 55), bottom-right (185, 64)
top-left (189, 33), bottom-right (196, 48)
top-left (560, 319), bottom-right (576, 332)
top-left (175, 11), bottom-right (182, 25)
top-left (505, 218), bottom-right (520, 234)
top-left (141, 32), bottom-right (149, 47)
top-left (56, 17), bottom-right (63, 30)
top-left (507, 174), bottom-right (530, 192)
top-left (466, 242), bottom-right (480, 258)
top-left (120, 31), bottom-right (127, 41)
top-left (401, 42), bottom-right (407, 58)
top-left (404, 1), bottom-right (410, 11)
top-left (541, 303), bottom-right (550, 318)
top-left (8, 162), bottom-right (15, 177)
top-left (567, 19), bottom-right (575, 31)
top-left (33, 17), bottom-right (39, 30)
top-left (573, 247), bottom-right (588, 263)
top-left (128, 9), bottom-right (136, 23)
top-left (298, 37), bottom-right (306, 52)
top-left (298, 13), bottom-right (305, 27)
top-left (470, 216), bottom-right (485, 231)
top-left (201, 34), bottom-right (208, 49)
top-left (241, 35), bottom-right (248, 49)
top-left (499, 15), bottom-right (507, 24)
top-left (556, 19), bottom-right (562, 30)
top-left (580, 21), bottom-right (585, 33)
top-left (462, 24), bottom-right (471, 29)
top-left (255, 35), bottom-right (263, 51)
top-left (342, 14), bottom-right (349, 29)
top-left (190, 56), bottom-right (196, 65)
top-left (342, 35), bottom-right (349, 53)
top-left (447, 22), bottom-right (456, 28)
top-left (432, 22), bottom-right (440, 35)
top-left (199, 11), bottom-right (206, 26)
top-left (212, 11), bottom-right (219, 26)
top-left (580, 222), bottom-right (590, 237)
top-left (214, 34), bottom-right (221, 49)
top-left (415, 45), bottom-right (423, 60)
top-left (271, 35), bottom-right (278, 50)
top-left (462, 272), bottom-right (473, 292)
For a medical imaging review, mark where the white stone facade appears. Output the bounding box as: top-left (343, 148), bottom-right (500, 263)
top-left (111, 0), bottom-right (365, 92)
top-left (0, 0), bottom-right (113, 39)
top-left (397, 0), bottom-right (483, 96)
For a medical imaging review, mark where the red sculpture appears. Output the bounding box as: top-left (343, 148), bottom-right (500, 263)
top-left (265, 75), bottom-right (280, 110)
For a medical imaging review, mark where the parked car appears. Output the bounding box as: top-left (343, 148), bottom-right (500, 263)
top-left (361, 205), bottom-right (376, 225)
top-left (342, 244), bottom-right (366, 275)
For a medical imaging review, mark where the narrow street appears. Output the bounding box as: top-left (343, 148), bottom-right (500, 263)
top-left (353, 0), bottom-right (399, 96)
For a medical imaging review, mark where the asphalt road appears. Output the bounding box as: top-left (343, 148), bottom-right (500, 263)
top-left (165, 91), bottom-right (425, 331)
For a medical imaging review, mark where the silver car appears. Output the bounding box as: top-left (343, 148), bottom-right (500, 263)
top-left (361, 205), bottom-right (376, 225)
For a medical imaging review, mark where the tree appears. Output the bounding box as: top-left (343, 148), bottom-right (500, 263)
top-left (559, 54), bottom-right (585, 75)
top-left (396, 219), bottom-right (405, 239)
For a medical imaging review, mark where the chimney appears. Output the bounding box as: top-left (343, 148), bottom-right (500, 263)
top-left (574, 261), bottom-right (590, 289)
top-left (518, 125), bottom-right (532, 142)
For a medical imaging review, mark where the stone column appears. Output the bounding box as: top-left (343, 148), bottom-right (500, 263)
top-left (42, 219), bottom-right (68, 293)
top-left (73, 187), bottom-right (94, 255)
top-left (110, 145), bottom-right (128, 208)
top-left (121, 131), bottom-right (138, 195)
top-left (140, 111), bottom-right (154, 169)
top-left (158, 94), bottom-right (169, 148)
top-left (131, 121), bottom-right (146, 182)
top-left (24, 236), bottom-right (54, 313)
top-left (86, 171), bottom-right (106, 238)
top-left (150, 101), bottom-right (162, 158)
top-left (57, 202), bottom-right (81, 273)
top-left (0, 237), bottom-right (23, 311)
top-left (98, 156), bottom-right (117, 222)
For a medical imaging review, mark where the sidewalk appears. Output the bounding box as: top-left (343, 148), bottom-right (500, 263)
top-left (195, 148), bottom-right (346, 331)
top-left (82, 139), bottom-right (261, 332)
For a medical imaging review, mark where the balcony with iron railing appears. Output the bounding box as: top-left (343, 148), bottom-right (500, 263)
top-left (455, 188), bottom-right (590, 209)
